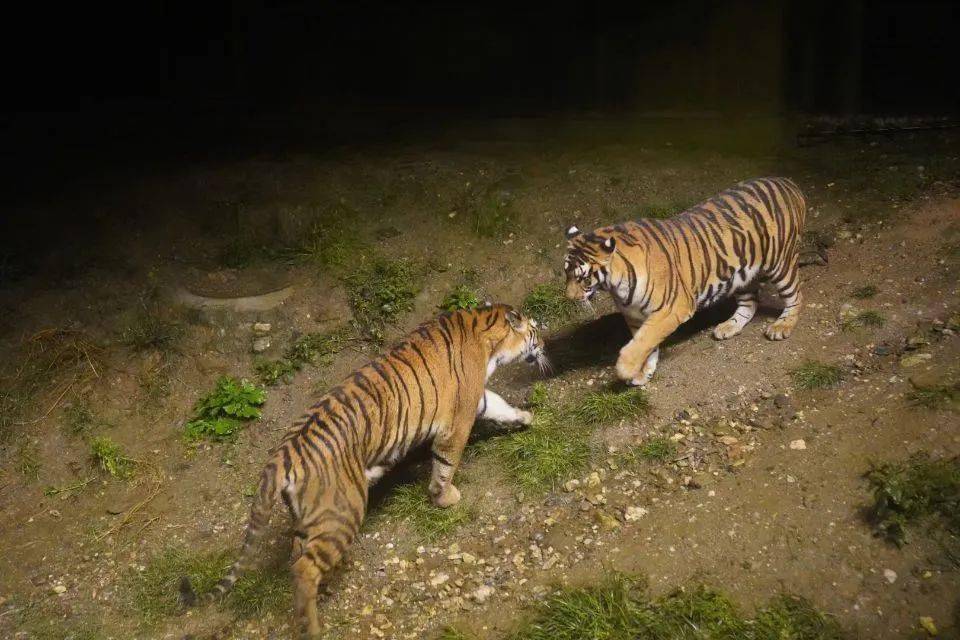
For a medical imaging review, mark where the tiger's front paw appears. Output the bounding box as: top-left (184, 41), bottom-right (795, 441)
top-left (616, 356), bottom-right (652, 387)
top-left (432, 484), bottom-right (461, 508)
top-left (712, 319), bottom-right (744, 340)
top-left (765, 318), bottom-right (797, 341)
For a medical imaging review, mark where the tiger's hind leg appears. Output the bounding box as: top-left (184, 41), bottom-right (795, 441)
top-left (291, 482), bottom-right (365, 638)
top-left (765, 256), bottom-right (802, 341)
top-left (713, 290), bottom-right (759, 340)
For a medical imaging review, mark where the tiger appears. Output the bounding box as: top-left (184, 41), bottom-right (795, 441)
top-left (563, 177), bottom-right (806, 387)
top-left (179, 304), bottom-right (548, 638)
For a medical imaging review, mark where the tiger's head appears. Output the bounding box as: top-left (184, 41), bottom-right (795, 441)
top-left (563, 225), bottom-right (617, 303)
top-left (486, 304), bottom-right (550, 374)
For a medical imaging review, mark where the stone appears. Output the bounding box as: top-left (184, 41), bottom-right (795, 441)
top-left (252, 337), bottom-right (271, 353)
top-left (471, 585), bottom-right (495, 603)
top-left (585, 472), bottom-right (601, 488)
top-left (789, 439), bottom-right (807, 451)
top-left (919, 616), bottom-right (938, 636)
top-left (624, 506), bottom-right (648, 522)
top-left (593, 511), bottom-right (621, 531)
top-left (718, 435), bottom-right (739, 446)
top-left (562, 479), bottom-right (581, 492)
top-left (253, 322), bottom-right (272, 334)
top-left (883, 568), bottom-right (897, 584)
top-left (52, 584), bottom-right (67, 595)
top-left (900, 353), bottom-right (932, 368)
top-left (430, 573), bottom-right (449, 587)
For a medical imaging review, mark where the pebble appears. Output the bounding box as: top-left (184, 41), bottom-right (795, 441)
top-left (430, 573), bottom-right (449, 587)
top-left (585, 472), bottom-right (601, 488)
top-left (562, 479), bottom-right (581, 492)
top-left (471, 585), bottom-right (495, 603)
top-left (789, 439), bottom-right (807, 451)
top-left (624, 506), bottom-right (648, 522)
top-left (52, 584), bottom-right (67, 595)
top-left (883, 568), bottom-right (897, 584)
top-left (253, 322), bottom-right (272, 334)
top-left (900, 353), bottom-right (932, 368)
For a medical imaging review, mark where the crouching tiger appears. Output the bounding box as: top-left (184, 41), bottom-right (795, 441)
top-left (564, 177), bottom-right (806, 387)
top-left (180, 304), bottom-right (548, 638)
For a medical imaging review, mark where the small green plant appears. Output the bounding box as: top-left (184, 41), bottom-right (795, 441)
top-left (850, 285), bottom-right (878, 299)
top-left (90, 436), bottom-right (135, 478)
top-left (522, 283), bottom-right (580, 326)
top-left (184, 376), bottom-right (266, 441)
top-left (866, 454), bottom-right (960, 546)
top-left (291, 217), bottom-right (368, 270)
top-left (440, 284), bottom-right (482, 311)
top-left (255, 326), bottom-right (350, 385)
top-left (790, 361), bottom-right (843, 390)
top-left (572, 388), bottom-right (650, 426)
top-left (381, 483), bottom-right (473, 541)
top-left (508, 574), bottom-right (846, 640)
top-left (64, 401), bottom-right (106, 436)
top-left (634, 436), bottom-right (677, 462)
top-left (907, 381), bottom-right (960, 411)
top-left (344, 257), bottom-right (420, 342)
top-left (120, 312), bottom-right (183, 353)
top-left (841, 310), bottom-right (885, 331)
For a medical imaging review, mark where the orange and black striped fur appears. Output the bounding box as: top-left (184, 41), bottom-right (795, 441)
top-left (180, 305), bottom-right (547, 638)
top-left (564, 177), bottom-right (806, 387)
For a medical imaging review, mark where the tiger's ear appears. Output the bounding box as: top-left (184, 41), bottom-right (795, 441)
top-left (565, 225), bottom-right (581, 240)
top-left (600, 236), bottom-right (617, 253)
top-left (505, 309), bottom-right (524, 330)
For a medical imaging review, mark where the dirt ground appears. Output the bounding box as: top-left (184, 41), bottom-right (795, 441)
top-left (1, 116), bottom-right (958, 639)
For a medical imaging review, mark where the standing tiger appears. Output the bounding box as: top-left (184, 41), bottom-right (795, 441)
top-left (180, 304), bottom-right (547, 638)
top-left (564, 177), bottom-right (806, 387)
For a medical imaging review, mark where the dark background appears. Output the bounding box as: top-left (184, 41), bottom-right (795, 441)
top-left (0, 0), bottom-right (957, 200)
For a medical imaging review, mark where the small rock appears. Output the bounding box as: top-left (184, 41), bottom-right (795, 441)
top-left (430, 573), bottom-right (450, 587)
top-left (460, 552), bottom-right (477, 565)
top-left (718, 435), bottom-right (739, 446)
top-left (593, 511), bottom-right (621, 531)
top-left (52, 584), bottom-right (67, 595)
top-left (789, 439), bottom-right (807, 451)
top-left (471, 585), bottom-right (495, 604)
top-left (873, 344), bottom-right (892, 356)
top-left (587, 493), bottom-right (607, 506)
top-left (883, 568), bottom-right (897, 584)
top-left (562, 479), bottom-right (581, 492)
top-left (252, 322), bottom-right (272, 334)
top-left (900, 353), bottom-right (932, 368)
top-left (542, 554), bottom-right (560, 570)
top-left (919, 616), bottom-right (938, 636)
top-left (252, 337), bottom-right (271, 353)
top-left (585, 472), bottom-right (601, 488)
top-left (624, 506), bottom-right (648, 522)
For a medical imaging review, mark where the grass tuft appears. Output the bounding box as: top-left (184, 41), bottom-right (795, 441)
top-left (184, 376), bottom-right (266, 441)
top-left (440, 284), bottom-right (482, 312)
top-left (226, 565), bottom-right (290, 618)
top-left (509, 574), bottom-right (846, 640)
top-left (631, 436), bottom-right (677, 462)
top-left (255, 326), bottom-right (350, 385)
top-left (522, 283), bottom-right (580, 326)
top-left (90, 436), bottom-right (135, 478)
top-left (865, 453), bottom-right (960, 546)
top-left (841, 310), bottom-right (885, 331)
top-left (129, 548), bottom-right (232, 624)
top-left (790, 361), bottom-right (843, 390)
top-left (572, 388), bottom-right (650, 426)
top-left (15, 439), bottom-right (41, 480)
top-left (290, 216), bottom-right (369, 270)
top-left (120, 312), bottom-right (183, 353)
top-left (850, 285), bottom-right (878, 299)
top-left (381, 483), bottom-right (473, 541)
top-left (64, 401), bottom-right (107, 437)
top-left (344, 257), bottom-right (421, 342)
top-left (436, 627), bottom-right (478, 640)
top-left (907, 381), bottom-right (960, 411)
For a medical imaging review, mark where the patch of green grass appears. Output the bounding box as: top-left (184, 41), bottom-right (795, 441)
top-left (344, 257), bottom-right (421, 342)
top-left (841, 310), bottom-right (885, 331)
top-left (436, 627), bottom-right (478, 640)
top-left (866, 453), bottom-right (960, 546)
top-left (255, 326), bottom-right (351, 385)
top-left (90, 436), bottom-right (135, 478)
top-left (120, 312), bottom-right (183, 353)
top-left (631, 436), bottom-right (677, 462)
top-left (128, 547), bottom-right (233, 624)
top-left (509, 574), bottom-right (846, 640)
top-left (528, 381), bottom-right (549, 409)
top-left (290, 217), bottom-right (369, 270)
top-left (381, 483), bottom-right (473, 541)
top-left (184, 376), bottom-right (266, 441)
top-left (64, 401), bottom-right (108, 437)
top-left (440, 284), bottom-right (482, 311)
top-left (907, 381), bottom-right (960, 411)
top-left (790, 361), bottom-right (843, 390)
top-left (226, 565), bottom-right (290, 618)
top-left (16, 439), bottom-right (41, 480)
top-left (522, 283), bottom-right (580, 326)
top-left (850, 285), bottom-right (878, 299)
top-left (572, 388), bottom-right (650, 426)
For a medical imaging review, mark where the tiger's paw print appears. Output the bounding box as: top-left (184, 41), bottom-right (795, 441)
top-left (432, 484), bottom-right (461, 508)
top-left (712, 320), bottom-right (744, 340)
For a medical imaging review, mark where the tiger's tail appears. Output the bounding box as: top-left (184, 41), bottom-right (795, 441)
top-left (179, 463), bottom-right (282, 606)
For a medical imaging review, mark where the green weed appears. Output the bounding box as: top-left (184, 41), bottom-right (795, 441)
top-left (850, 285), bottom-right (878, 299)
top-left (907, 381), bottom-right (960, 411)
top-left (509, 574), bottom-right (846, 640)
top-left (344, 257), bottom-right (420, 342)
top-left (572, 388), bottom-right (650, 426)
top-left (90, 436), bottom-right (135, 479)
top-left (866, 453), bottom-right (960, 546)
top-left (632, 436), bottom-right (677, 462)
top-left (841, 310), bottom-right (885, 331)
top-left (528, 381), bottom-right (549, 409)
top-left (790, 361), bottom-right (843, 390)
top-left (255, 326), bottom-right (350, 385)
top-left (522, 283), bottom-right (580, 326)
top-left (440, 284), bottom-right (482, 312)
top-left (381, 483), bottom-right (473, 541)
top-left (184, 376), bottom-right (266, 441)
